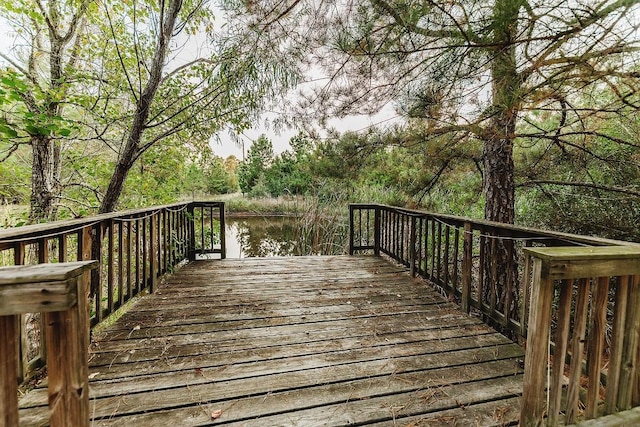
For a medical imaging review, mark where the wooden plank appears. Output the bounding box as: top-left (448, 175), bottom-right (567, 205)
top-left (107, 221), bottom-right (115, 314)
top-left (93, 225), bottom-right (103, 323)
top-left (118, 222), bottom-right (124, 307)
top-left (3, 262), bottom-right (96, 427)
top-left (363, 396), bottom-right (521, 427)
top-left (566, 278), bottom-right (590, 423)
top-left (0, 315), bottom-right (19, 427)
top-left (504, 239), bottom-right (515, 327)
top-left (0, 278), bottom-right (78, 315)
top-left (520, 245), bottom-right (532, 337)
top-left (520, 257), bottom-right (554, 426)
top-left (98, 301), bottom-right (455, 333)
top-left (90, 311), bottom-right (482, 354)
top-left (525, 245), bottom-right (640, 261)
top-left (84, 327), bottom-right (504, 382)
top-left (0, 261), bottom-right (99, 285)
top-left (478, 233), bottom-right (485, 308)
top-left (586, 276), bottom-right (610, 419)
top-left (13, 242), bottom-right (25, 384)
top-left (489, 237), bottom-right (497, 314)
top-left (462, 222), bottom-right (472, 313)
top-left (28, 340), bottom-right (522, 408)
top-left (0, 262), bottom-right (98, 315)
top-left (605, 275), bottom-right (630, 414)
top-left (127, 222), bottom-right (133, 298)
top-left (63, 374), bottom-right (523, 426)
top-left (452, 226), bottom-right (459, 291)
top-left (619, 275), bottom-right (640, 409)
top-left (443, 224), bottom-right (450, 286)
top-left (549, 279), bottom-right (573, 425)
top-left (220, 385), bottom-right (521, 427)
top-left (95, 302), bottom-right (467, 338)
top-left (524, 246), bottom-right (640, 279)
top-left (18, 256), bottom-right (526, 426)
top-left (150, 214), bottom-right (157, 293)
top-left (44, 277), bottom-right (89, 427)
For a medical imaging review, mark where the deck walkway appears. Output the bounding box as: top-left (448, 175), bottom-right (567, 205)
top-left (19, 256), bottom-right (524, 426)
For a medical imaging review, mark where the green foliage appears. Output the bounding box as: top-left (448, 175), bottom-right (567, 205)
top-left (238, 135), bottom-right (274, 194)
top-left (205, 156), bottom-right (239, 194)
top-left (0, 71), bottom-right (78, 141)
top-left (238, 133), bottom-right (314, 198)
top-left (515, 119), bottom-right (640, 241)
top-left (248, 172), bottom-right (271, 198)
top-left (0, 143), bottom-right (30, 205)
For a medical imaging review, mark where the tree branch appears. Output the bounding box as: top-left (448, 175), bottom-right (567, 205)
top-left (518, 180), bottom-right (640, 197)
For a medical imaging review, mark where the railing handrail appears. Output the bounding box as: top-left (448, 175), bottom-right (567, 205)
top-left (521, 246), bottom-right (640, 425)
top-left (349, 203), bottom-right (640, 425)
top-left (0, 201), bottom-right (226, 390)
top-left (1, 261), bottom-right (97, 426)
top-left (0, 202), bottom-right (190, 244)
top-left (349, 203), bottom-right (640, 249)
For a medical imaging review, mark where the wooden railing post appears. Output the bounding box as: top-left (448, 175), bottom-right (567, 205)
top-left (187, 203), bottom-right (196, 261)
top-left (521, 246), bottom-right (640, 425)
top-left (150, 213), bottom-right (158, 293)
top-left (349, 205), bottom-right (355, 255)
top-left (409, 215), bottom-right (417, 277)
top-left (219, 202), bottom-right (226, 259)
top-left (373, 206), bottom-right (380, 256)
top-left (0, 314), bottom-right (19, 426)
top-left (461, 222), bottom-right (472, 314)
top-left (520, 256), bottom-right (554, 426)
top-left (0, 261), bottom-right (98, 427)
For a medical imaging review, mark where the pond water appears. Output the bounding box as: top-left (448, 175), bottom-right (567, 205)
top-left (224, 215), bottom-right (349, 258)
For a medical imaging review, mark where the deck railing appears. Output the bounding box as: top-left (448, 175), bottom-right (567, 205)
top-left (0, 201), bottom-right (224, 385)
top-left (1, 261), bottom-right (97, 426)
top-left (521, 246), bottom-right (640, 425)
top-left (349, 203), bottom-right (640, 424)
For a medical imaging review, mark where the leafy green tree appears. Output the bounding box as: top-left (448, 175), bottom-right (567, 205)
top-left (265, 133), bottom-right (313, 196)
top-left (206, 156), bottom-right (238, 194)
top-left (0, 143), bottom-right (30, 206)
top-left (0, 0), bottom-right (298, 219)
top-left (238, 135), bottom-right (274, 194)
top-left (517, 108), bottom-right (640, 241)
top-left (183, 163), bottom-right (209, 200)
top-left (223, 155), bottom-right (240, 192)
top-left (0, 0), bottom-right (93, 222)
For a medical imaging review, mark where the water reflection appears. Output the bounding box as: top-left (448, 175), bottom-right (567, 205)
top-left (225, 216), bottom-right (348, 258)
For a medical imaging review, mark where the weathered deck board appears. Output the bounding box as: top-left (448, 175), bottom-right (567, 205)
top-left (19, 255), bottom-right (524, 426)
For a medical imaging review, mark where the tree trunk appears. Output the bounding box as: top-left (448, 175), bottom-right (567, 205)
top-left (29, 134), bottom-right (58, 223)
top-left (99, 143), bottom-right (138, 214)
top-left (479, 0), bottom-right (522, 328)
top-left (98, 0), bottom-right (183, 214)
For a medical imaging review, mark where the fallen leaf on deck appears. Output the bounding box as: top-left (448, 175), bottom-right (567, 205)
top-left (88, 372), bottom-right (100, 379)
top-left (211, 409), bottom-right (222, 419)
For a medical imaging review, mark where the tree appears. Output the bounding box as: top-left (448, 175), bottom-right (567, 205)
top-left (265, 133), bottom-right (313, 196)
top-left (0, 0), bottom-right (298, 219)
top-left (93, 0), bottom-right (299, 213)
top-left (0, 0), bottom-right (93, 222)
top-left (230, 0), bottom-right (640, 225)
top-left (205, 156), bottom-right (238, 194)
top-left (238, 134), bottom-right (274, 194)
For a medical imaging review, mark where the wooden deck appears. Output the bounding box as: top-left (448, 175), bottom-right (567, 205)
top-left (19, 255), bottom-right (524, 426)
